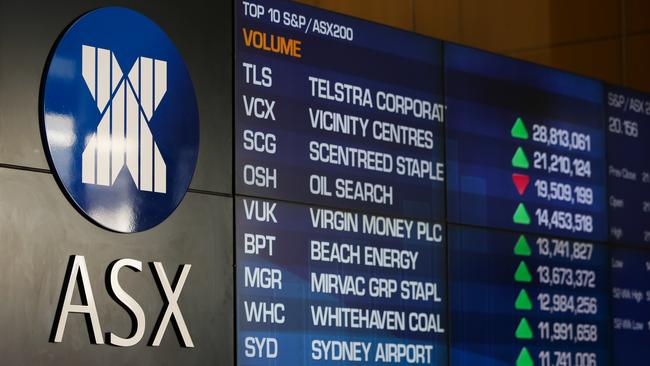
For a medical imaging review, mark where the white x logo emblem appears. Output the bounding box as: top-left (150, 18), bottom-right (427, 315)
top-left (81, 45), bottom-right (167, 193)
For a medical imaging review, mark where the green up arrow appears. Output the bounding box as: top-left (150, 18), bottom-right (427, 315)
top-left (515, 289), bottom-right (533, 310)
top-left (515, 318), bottom-right (534, 339)
top-left (516, 347), bottom-right (534, 366)
top-left (512, 147), bottom-right (529, 169)
top-left (513, 203), bottom-right (531, 225)
top-left (511, 117), bottom-right (529, 140)
top-left (514, 235), bottom-right (531, 256)
top-left (514, 261), bottom-right (532, 283)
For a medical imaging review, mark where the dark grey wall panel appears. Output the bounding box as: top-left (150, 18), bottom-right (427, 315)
top-left (0, 167), bottom-right (233, 365)
top-left (0, 0), bottom-right (232, 194)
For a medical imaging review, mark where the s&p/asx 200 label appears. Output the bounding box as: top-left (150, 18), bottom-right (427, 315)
top-left (446, 44), bottom-right (607, 241)
top-left (235, 0), bottom-right (446, 221)
top-left (606, 85), bottom-right (650, 244)
top-left (236, 197), bottom-right (447, 365)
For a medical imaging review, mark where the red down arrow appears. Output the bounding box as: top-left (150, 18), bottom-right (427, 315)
top-left (512, 173), bottom-right (530, 195)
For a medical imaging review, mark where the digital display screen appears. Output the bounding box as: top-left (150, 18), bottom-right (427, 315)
top-left (235, 1), bottom-right (448, 364)
top-left (445, 44), bottom-right (607, 241)
top-left (234, 0), bottom-right (446, 221)
top-left (606, 85), bottom-right (650, 244)
top-left (236, 197), bottom-right (447, 365)
top-left (449, 225), bottom-right (610, 366)
top-left (611, 246), bottom-right (650, 364)
top-left (235, 1), bottom-right (650, 365)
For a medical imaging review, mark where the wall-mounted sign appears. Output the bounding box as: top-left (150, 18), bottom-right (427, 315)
top-left (41, 7), bottom-right (199, 233)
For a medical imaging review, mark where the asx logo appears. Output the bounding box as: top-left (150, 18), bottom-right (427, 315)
top-left (80, 45), bottom-right (167, 193)
top-left (41, 7), bottom-right (199, 233)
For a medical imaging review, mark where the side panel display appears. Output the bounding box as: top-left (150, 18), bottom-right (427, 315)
top-left (611, 246), bottom-right (650, 364)
top-left (605, 85), bottom-right (650, 244)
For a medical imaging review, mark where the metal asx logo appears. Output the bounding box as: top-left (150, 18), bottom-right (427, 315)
top-left (41, 7), bottom-right (199, 233)
top-left (80, 45), bottom-right (168, 193)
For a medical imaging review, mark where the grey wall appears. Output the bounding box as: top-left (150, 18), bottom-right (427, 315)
top-left (0, 0), bottom-right (234, 364)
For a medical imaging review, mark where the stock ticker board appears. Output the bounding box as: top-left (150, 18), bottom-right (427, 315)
top-left (236, 198), bottom-right (447, 365)
top-left (610, 246), bottom-right (650, 365)
top-left (606, 85), bottom-right (650, 244)
top-left (445, 44), bottom-right (608, 242)
top-left (449, 225), bottom-right (610, 366)
top-left (235, 0), bottom-right (447, 364)
top-left (235, 0), bottom-right (650, 365)
top-left (234, 0), bottom-right (446, 221)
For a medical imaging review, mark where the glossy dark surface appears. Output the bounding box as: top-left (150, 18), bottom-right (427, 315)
top-left (0, 0), bottom-right (232, 195)
top-left (0, 168), bottom-right (233, 364)
top-left (0, 0), bottom-right (233, 363)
